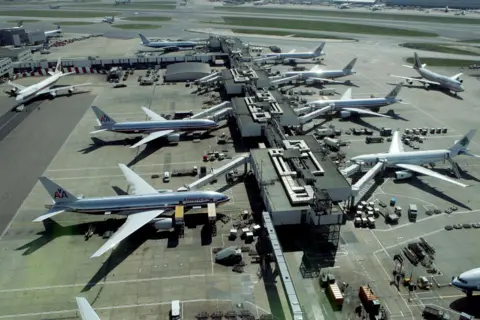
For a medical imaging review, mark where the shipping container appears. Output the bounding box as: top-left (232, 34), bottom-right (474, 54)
top-left (328, 283), bottom-right (344, 309)
top-left (359, 286), bottom-right (381, 314)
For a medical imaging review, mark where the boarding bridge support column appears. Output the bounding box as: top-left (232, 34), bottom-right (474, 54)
top-left (262, 212), bottom-right (308, 320)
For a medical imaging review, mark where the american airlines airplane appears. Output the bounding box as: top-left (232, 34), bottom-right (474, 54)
top-left (390, 52), bottom-right (465, 95)
top-left (301, 83), bottom-right (403, 118)
top-left (6, 57), bottom-right (90, 106)
top-left (254, 43), bottom-right (325, 64)
top-left (139, 34), bottom-right (197, 50)
top-left (76, 297), bottom-right (100, 320)
top-left (45, 25), bottom-right (62, 37)
top-left (282, 58), bottom-right (357, 84)
top-left (33, 164), bottom-right (230, 258)
top-left (350, 130), bottom-right (479, 188)
top-left (451, 267), bottom-right (480, 297)
top-left (91, 106), bottom-right (218, 148)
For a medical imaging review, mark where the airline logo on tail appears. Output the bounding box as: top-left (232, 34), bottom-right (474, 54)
top-left (459, 137), bottom-right (469, 147)
top-left (100, 115), bottom-right (111, 123)
top-left (54, 188), bottom-right (69, 199)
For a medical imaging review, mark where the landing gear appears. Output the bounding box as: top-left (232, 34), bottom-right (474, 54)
top-left (466, 290), bottom-right (473, 298)
top-left (372, 107), bottom-right (380, 112)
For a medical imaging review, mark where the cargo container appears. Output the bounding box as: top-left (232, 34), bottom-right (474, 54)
top-left (328, 283), bottom-right (344, 309)
top-left (359, 286), bottom-right (381, 314)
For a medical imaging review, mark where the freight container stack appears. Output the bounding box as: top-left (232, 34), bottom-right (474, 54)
top-left (327, 283), bottom-right (344, 310)
top-left (359, 285), bottom-right (381, 315)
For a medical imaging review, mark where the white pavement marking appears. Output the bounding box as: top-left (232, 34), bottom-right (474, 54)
top-left (46, 161), bottom-right (203, 172)
top-left (373, 228), bottom-right (444, 254)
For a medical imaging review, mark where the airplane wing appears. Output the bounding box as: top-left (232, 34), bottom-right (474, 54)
top-left (76, 297), bottom-right (101, 320)
top-left (341, 107), bottom-right (392, 118)
top-left (141, 107), bottom-right (165, 121)
top-left (340, 88), bottom-right (352, 100)
top-left (390, 75), bottom-right (439, 86)
top-left (287, 49), bottom-right (296, 54)
top-left (90, 209), bottom-right (164, 258)
top-left (118, 163), bottom-right (157, 195)
top-left (39, 83), bottom-right (91, 95)
top-left (32, 208), bottom-right (66, 222)
top-left (254, 56), bottom-right (276, 61)
top-left (7, 80), bottom-right (26, 91)
top-left (450, 72), bottom-right (463, 80)
top-left (388, 131), bottom-right (404, 153)
top-left (395, 163), bottom-right (469, 188)
top-left (307, 77), bottom-right (344, 84)
top-left (129, 130), bottom-right (174, 148)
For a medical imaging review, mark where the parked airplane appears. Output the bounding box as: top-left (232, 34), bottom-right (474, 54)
top-left (282, 58), bottom-right (357, 84)
top-left (33, 164), bottom-right (230, 258)
top-left (6, 57), bottom-right (91, 106)
top-left (76, 297), bottom-right (100, 320)
top-left (45, 25), bottom-right (62, 37)
top-left (302, 83), bottom-right (403, 118)
top-left (253, 0), bottom-right (267, 5)
top-left (350, 129), bottom-right (479, 188)
top-left (12, 20), bottom-right (23, 29)
top-left (115, 0), bottom-right (131, 4)
top-left (254, 43), bottom-right (325, 64)
top-left (91, 106), bottom-right (218, 148)
top-left (390, 52), bottom-right (465, 94)
top-left (102, 16), bottom-right (115, 24)
top-left (49, 4), bottom-right (61, 9)
top-left (139, 34), bottom-right (197, 50)
top-left (338, 3), bottom-right (350, 9)
top-left (451, 267), bottom-right (480, 297)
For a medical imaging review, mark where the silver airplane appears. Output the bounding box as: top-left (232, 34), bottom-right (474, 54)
top-left (282, 58), bottom-right (357, 84)
top-left (390, 52), bottom-right (465, 95)
top-left (254, 43), bottom-right (325, 64)
top-left (33, 164), bottom-right (230, 258)
top-left (91, 106), bottom-right (218, 148)
top-left (451, 267), bottom-right (480, 297)
top-left (300, 83), bottom-right (404, 118)
top-left (76, 297), bottom-right (100, 320)
top-left (139, 34), bottom-right (197, 51)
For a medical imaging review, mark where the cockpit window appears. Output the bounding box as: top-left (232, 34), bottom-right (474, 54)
top-left (458, 277), bottom-right (468, 284)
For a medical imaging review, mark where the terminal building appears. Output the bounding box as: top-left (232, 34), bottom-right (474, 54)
top-left (0, 47), bottom-right (33, 62)
top-left (164, 62), bottom-right (211, 82)
top-left (0, 27), bottom-right (45, 47)
top-left (0, 57), bottom-right (13, 79)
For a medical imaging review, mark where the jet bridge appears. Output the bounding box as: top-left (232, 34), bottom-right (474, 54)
top-left (190, 101), bottom-right (231, 120)
top-left (207, 107), bottom-right (233, 122)
top-left (270, 74), bottom-right (301, 86)
top-left (196, 72), bottom-right (220, 84)
top-left (341, 163), bottom-right (361, 178)
top-left (351, 161), bottom-right (385, 198)
top-left (262, 211), bottom-right (306, 320)
top-left (184, 155), bottom-right (250, 190)
top-left (298, 108), bottom-right (328, 125)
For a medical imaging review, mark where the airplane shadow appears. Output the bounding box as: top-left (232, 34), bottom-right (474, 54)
top-left (386, 82), bottom-right (464, 100)
top-left (391, 175), bottom-right (471, 210)
top-left (450, 296), bottom-right (480, 318)
top-left (385, 109), bottom-right (409, 121)
top-left (78, 137), bottom-right (141, 154)
top-left (127, 140), bottom-right (178, 167)
top-left (434, 167), bottom-right (480, 183)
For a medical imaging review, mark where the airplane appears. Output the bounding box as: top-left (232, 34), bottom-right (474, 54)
top-left (102, 16), bottom-right (115, 24)
top-left (253, 0), bottom-right (267, 5)
top-left (45, 25), bottom-right (62, 37)
top-left (451, 267), bottom-right (480, 297)
top-left (339, 3), bottom-right (350, 9)
top-left (49, 4), bottom-right (61, 9)
top-left (390, 52), bottom-right (465, 95)
top-left (139, 34), bottom-right (197, 50)
top-left (6, 57), bottom-right (91, 107)
top-left (115, 0), bottom-right (131, 4)
top-left (254, 43), bottom-right (325, 64)
top-left (76, 297), bottom-right (100, 320)
top-left (300, 83), bottom-right (404, 118)
top-left (349, 129), bottom-right (479, 188)
top-left (33, 164), bottom-right (230, 258)
top-left (12, 20), bottom-right (23, 29)
top-left (282, 58), bottom-right (357, 85)
top-left (91, 106), bottom-right (218, 148)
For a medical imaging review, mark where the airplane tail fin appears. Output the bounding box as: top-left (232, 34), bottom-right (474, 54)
top-left (139, 34), bottom-right (149, 44)
top-left (449, 129), bottom-right (478, 157)
top-left (385, 83), bottom-right (403, 99)
top-left (314, 42), bottom-right (325, 56)
top-left (39, 177), bottom-right (77, 204)
top-left (413, 52), bottom-right (422, 70)
top-left (343, 58), bottom-right (357, 71)
top-left (18, 20), bottom-right (23, 27)
top-left (54, 57), bottom-right (62, 74)
top-left (91, 106), bottom-right (116, 126)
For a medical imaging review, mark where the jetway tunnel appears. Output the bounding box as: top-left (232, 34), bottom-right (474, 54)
top-left (191, 101), bottom-right (231, 120)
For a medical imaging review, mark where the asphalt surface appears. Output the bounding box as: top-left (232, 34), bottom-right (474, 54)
top-left (0, 94), bottom-right (93, 238)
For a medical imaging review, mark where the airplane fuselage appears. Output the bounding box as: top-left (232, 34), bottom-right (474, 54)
top-left (451, 268), bottom-right (480, 296)
top-left (417, 68), bottom-right (464, 92)
top-left (16, 74), bottom-right (62, 102)
top-left (142, 41), bottom-right (196, 48)
top-left (284, 69), bottom-right (351, 79)
top-left (262, 52), bottom-right (320, 60)
top-left (352, 149), bottom-right (450, 168)
top-left (310, 97), bottom-right (397, 109)
top-left (50, 191), bottom-right (229, 214)
top-left (102, 119), bottom-right (218, 134)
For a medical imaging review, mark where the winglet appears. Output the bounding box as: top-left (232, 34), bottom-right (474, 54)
top-left (75, 297), bottom-right (101, 320)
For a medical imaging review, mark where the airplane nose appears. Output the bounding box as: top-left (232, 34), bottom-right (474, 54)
top-left (460, 85), bottom-right (465, 92)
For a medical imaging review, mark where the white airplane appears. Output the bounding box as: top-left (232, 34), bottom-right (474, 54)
top-left (390, 52), bottom-right (465, 95)
top-left (102, 16), bottom-right (115, 24)
top-left (451, 268), bottom-right (480, 297)
top-left (139, 34), bottom-right (197, 50)
top-left (253, 0), bottom-right (267, 5)
top-left (255, 43), bottom-right (325, 64)
top-left (45, 25), bottom-right (62, 37)
top-left (339, 3), bottom-right (350, 9)
top-left (350, 129), bottom-right (479, 188)
top-left (6, 57), bottom-right (91, 106)
top-left (33, 164), bottom-right (229, 258)
top-left (301, 84), bottom-right (404, 118)
top-left (282, 58), bottom-right (357, 84)
top-left (76, 297), bottom-right (100, 320)
top-left (12, 20), bottom-right (23, 29)
top-left (91, 106), bottom-right (218, 148)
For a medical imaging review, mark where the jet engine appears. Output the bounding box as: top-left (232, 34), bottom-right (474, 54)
top-left (10, 88), bottom-right (18, 94)
top-left (50, 91), bottom-right (57, 98)
top-left (167, 133), bottom-right (181, 142)
top-left (406, 80), bottom-right (413, 85)
top-left (458, 78), bottom-right (463, 83)
top-left (152, 218), bottom-right (173, 230)
top-left (68, 87), bottom-right (75, 94)
top-left (394, 171), bottom-right (413, 180)
top-left (339, 111), bottom-right (351, 118)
